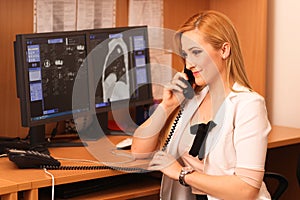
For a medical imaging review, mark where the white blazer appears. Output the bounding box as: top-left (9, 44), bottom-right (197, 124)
top-left (160, 83), bottom-right (272, 200)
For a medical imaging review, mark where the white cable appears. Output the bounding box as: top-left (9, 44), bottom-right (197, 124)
top-left (44, 168), bottom-right (55, 200)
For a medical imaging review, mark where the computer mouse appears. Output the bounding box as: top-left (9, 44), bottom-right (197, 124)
top-left (116, 138), bottom-right (133, 149)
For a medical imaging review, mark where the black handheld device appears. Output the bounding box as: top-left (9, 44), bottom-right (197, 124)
top-left (182, 67), bottom-right (195, 99)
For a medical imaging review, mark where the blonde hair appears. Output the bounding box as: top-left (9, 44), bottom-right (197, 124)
top-left (175, 10), bottom-right (252, 90)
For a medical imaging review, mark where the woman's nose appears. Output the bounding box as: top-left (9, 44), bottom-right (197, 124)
top-left (185, 60), bottom-right (193, 70)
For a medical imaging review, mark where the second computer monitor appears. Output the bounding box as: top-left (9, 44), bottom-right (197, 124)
top-left (87, 26), bottom-right (152, 113)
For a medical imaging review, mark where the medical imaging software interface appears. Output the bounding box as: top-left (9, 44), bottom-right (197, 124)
top-left (20, 27), bottom-right (151, 125)
top-left (26, 35), bottom-right (89, 121)
top-left (89, 31), bottom-right (149, 109)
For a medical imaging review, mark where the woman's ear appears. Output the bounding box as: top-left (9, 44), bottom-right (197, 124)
top-left (220, 42), bottom-right (230, 59)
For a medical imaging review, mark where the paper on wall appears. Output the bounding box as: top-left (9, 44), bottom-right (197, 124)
top-left (128, 0), bottom-right (172, 100)
top-left (34, 0), bottom-right (115, 32)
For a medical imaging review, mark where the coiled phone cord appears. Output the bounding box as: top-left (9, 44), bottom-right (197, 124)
top-left (161, 105), bottom-right (184, 152)
top-left (41, 164), bottom-right (151, 173)
top-left (42, 104), bottom-right (185, 172)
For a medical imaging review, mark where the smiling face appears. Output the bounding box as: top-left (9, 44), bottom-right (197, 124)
top-left (181, 29), bottom-right (227, 88)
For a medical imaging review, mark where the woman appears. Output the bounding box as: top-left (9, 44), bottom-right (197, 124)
top-left (131, 10), bottom-right (271, 200)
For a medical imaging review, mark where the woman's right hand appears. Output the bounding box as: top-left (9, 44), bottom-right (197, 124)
top-left (131, 73), bottom-right (192, 158)
top-left (161, 72), bottom-right (191, 112)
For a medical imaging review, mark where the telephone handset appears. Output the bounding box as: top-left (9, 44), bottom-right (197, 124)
top-left (182, 67), bottom-right (195, 99)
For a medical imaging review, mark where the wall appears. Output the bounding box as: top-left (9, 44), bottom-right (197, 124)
top-left (0, 0), bottom-right (206, 138)
top-left (0, 0), bottom-right (34, 138)
top-left (266, 2), bottom-right (300, 198)
top-left (209, 0), bottom-right (268, 97)
top-left (165, 0), bottom-right (268, 97)
top-left (267, 0), bottom-right (300, 128)
top-left (0, 0), bottom-right (268, 136)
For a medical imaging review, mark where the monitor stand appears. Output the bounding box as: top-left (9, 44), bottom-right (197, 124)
top-left (46, 135), bottom-right (87, 147)
top-left (29, 125), bottom-right (87, 154)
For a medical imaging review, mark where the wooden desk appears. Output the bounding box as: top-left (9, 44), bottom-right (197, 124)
top-left (0, 135), bottom-right (160, 200)
top-left (0, 179), bottom-right (18, 200)
top-left (1, 127), bottom-right (299, 200)
top-left (268, 125), bottom-right (300, 148)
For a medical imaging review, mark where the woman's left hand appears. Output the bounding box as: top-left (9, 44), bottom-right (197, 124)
top-left (148, 150), bottom-right (182, 180)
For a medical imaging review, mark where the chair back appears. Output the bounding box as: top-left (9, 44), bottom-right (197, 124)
top-left (264, 172), bottom-right (288, 200)
top-left (297, 155), bottom-right (300, 186)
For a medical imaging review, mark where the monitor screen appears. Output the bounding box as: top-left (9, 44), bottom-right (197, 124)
top-left (14, 26), bottom-right (153, 149)
top-left (87, 26), bottom-right (152, 112)
top-left (15, 31), bottom-right (90, 127)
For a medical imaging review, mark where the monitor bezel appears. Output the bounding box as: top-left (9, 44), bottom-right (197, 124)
top-left (14, 26), bottom-right (153, 131)
top-left (14, 30), bottom-right (90, 128)
top-left (86, 26), bottom-right (153, 115)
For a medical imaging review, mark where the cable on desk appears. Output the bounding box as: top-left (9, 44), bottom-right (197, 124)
top-left (42, 164), bottom-right (151, 173)
top-left (43, 156), bottom-right (150, 172)
top-left (0, 153), bottom-right (7, 158)
top-left (44, 168), bottom-right (55, 200)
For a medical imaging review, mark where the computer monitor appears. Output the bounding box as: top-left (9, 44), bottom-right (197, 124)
top-left (14, 26), bottom-right (153, 151)
top-left (86, 26), bottom-right (153, 132)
